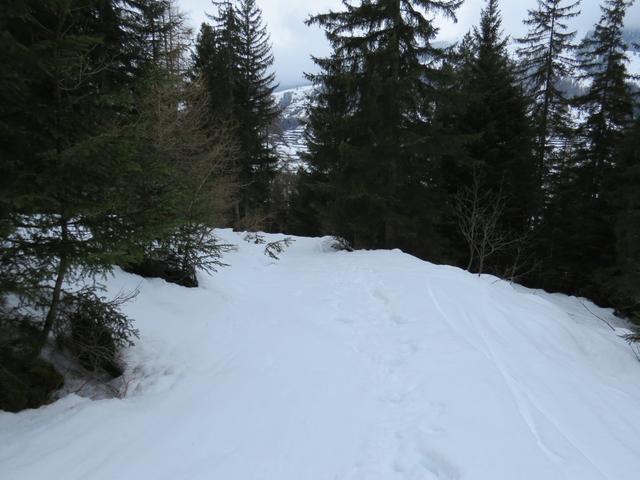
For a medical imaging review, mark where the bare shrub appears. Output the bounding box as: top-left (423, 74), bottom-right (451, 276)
top-left (455, 171), bottom-right (529, 276)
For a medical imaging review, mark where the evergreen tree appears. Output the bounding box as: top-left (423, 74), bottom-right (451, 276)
top-left (0, 1), bottom-right (236, 409)
top-left (303, 0), bottom-right (462, 253)
top-left (194, 0), bottom-right (279, 225)
top-left (516, 0), bottom-right (581, 203)
top-left (193, 1), bottom-right (238, 116)
top-left (193, 22), bottom-right (235, 117)
top-left (292, 53), bottom-right (354, 238)
top-left (234, 0), bottom-right (280, 222)
top-left (0, 0), bottom-right (234, 353)
top-left (545, 0), bottom-right (635, 295)
top-left (577, 0), bottom-right (634, 178)
top-left (117, 0), bottom-right (174, 74)
top-left (453, 0), bottom-right (535, 248)
top-left (0, 0), bottom-right (153, 353)
top-left (607, 119), bottom-right (640, 323)
top-left (578, 0), bottom-right (637, 305)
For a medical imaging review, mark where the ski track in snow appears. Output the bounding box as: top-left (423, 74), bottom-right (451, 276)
top-left (1, 230), bottom-right (640, 480)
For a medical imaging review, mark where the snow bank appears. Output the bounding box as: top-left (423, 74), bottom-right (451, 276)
top-left (1, 230), bottom-right (639, 480)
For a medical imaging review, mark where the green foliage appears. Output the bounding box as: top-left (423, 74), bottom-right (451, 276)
top-left (517, 0), bottom-right (581, 204)
top-left (539, 0), bottom-right (635, 296)
top-left (55, 289), bottom-right (139, 377)
top-left (120, 71), bottom-right (237, 286)
top-left (193, 0), bottom-right (279, 224)
top-left (0, 1), bottom-right (160, 331)
top-left (577, 0), bottom-right (634, 171)
top-left (300, 0), bottom-right (463, 255)
top-left (602, 120), bottom-right (640, 323)
top-left (448, 0), bottom-right (536, 274)
top-left (264, 237), bottom-right (294, 260)
top-left (0, 0), bottom-right (237, 409)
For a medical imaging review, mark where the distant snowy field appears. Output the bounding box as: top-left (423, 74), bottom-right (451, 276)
top-left (1, 230), bottom-right (640, 480)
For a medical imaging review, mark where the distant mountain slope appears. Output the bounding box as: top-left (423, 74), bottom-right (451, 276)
top-left (272, 85), bottom-right (313, 168)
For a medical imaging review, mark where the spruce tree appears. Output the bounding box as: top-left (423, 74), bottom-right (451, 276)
top-left (194, 0), bottom-right (279, 224)
top-left (576, 0), bottom-right (634, 178)
top-left (0, 1), bottom-right (236, 407)
top-left (304, 0), bottom-right (462, 252)
top-left (292, 53), bottom-right (354, 238)
top-left (516, 0), bottom-right (581, 203)
top-left (0, 0), bottom-right (151, 352)
top-left (193, 1), bottom-right (238, 116)
top-left (233, 0), bottom-right (280, 221)
top-left (608, 119), bottom-right (640, 323)
top-left (0, 0), bottom-right (225, 354)
top-left (548, 0), bottom-right (636, 294)
top-left (454, 0), bottom-right (535, 242)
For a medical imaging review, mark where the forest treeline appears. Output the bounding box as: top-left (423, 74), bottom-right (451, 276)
top-left (289, 0), bottom-right (640, 328)
top-left (0, 0), bottom-right (638, 411)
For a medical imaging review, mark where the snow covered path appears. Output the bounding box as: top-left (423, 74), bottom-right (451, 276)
top-left (2, 231), bottom-right (640, 479)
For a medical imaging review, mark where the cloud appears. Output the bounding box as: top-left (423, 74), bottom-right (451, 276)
top-left (180, 0), bottom-right (640, 87)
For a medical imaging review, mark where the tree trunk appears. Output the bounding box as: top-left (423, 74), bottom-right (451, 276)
top-left (467, 248), bottom-right (475, 272)
top-left (234, 200), bottom-right (241, 225)
top-left (37, 219), bottom-right (69, 355)
top-left (384, 0), bottom-right (402, 250)
top-left (384, 155), bottom-right (398, 248)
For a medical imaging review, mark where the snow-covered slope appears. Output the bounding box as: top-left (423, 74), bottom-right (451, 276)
top-left (2, 230), bottom-right (640, 480)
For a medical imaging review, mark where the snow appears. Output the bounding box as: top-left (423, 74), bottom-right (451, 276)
top-left (628, 51), bottom-right (640, 77)
top-left (273, 84), bottom-right (314, 113)
top-left (272, 85), bottom-right (313, 168)
top-left (2, 230), bottom-right (640, 480)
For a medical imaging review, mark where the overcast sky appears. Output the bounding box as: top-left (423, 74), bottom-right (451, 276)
top-left (180, 0), bottom-right (640, 89)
